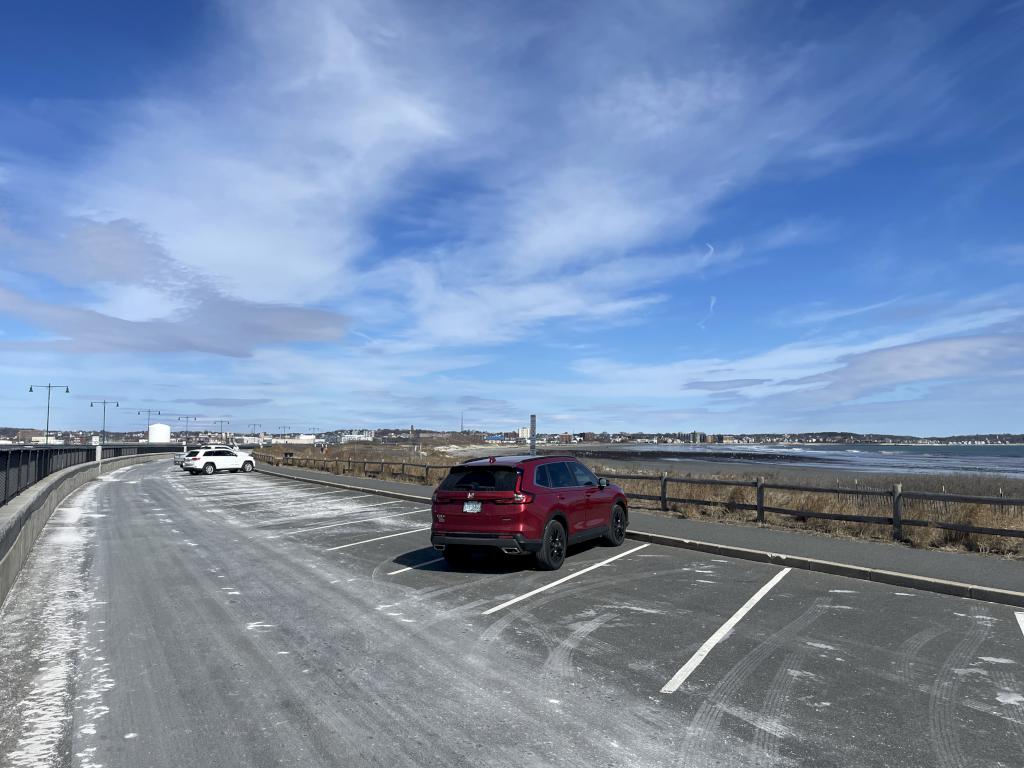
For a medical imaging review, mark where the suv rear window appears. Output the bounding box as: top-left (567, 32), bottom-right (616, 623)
top-left (186, 450), bottom-right (200, 457)
top-left (440, 466), bottom-right (519, 491)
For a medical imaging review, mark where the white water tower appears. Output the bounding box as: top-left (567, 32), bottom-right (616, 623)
top-left (148, 423), bottom-right (171, 443)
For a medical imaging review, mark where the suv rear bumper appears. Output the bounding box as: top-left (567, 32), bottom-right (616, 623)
top-left (431, 532), bottom-right (543, 555)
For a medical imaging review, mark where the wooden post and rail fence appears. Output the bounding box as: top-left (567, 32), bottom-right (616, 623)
top-left (251, 452), bottom-right (1024, 544)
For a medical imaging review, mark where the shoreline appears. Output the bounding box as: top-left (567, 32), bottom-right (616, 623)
top-left (577, 455), bottom-right (1024, 495)
top-left (439, 443), bottom-right (1024, 493)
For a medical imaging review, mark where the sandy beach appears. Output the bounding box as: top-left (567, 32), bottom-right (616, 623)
top-left (444, 443), bottom-right (1024, 494)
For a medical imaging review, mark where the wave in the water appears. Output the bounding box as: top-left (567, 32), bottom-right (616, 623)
top-left (604, 443), bottom-right (1024, 477)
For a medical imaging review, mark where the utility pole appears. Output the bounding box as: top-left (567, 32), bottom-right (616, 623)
top-left (248, 423), bottom-right (261, 443)
top-left (178, 415), bottom-right (199, 446)
top-left (29, 383), bottom-right (70, 444)
top-left (460, 411), bottom-right (464, 432)
top-left (90, 399), bottom-right (119, 447)
top-left (278, 426), bottom-right (290, 443)
top-left (137, 408), bottom-right (161, 433)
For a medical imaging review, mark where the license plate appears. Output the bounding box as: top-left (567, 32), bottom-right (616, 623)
top-left (462, 501), bottom-right (482, 513)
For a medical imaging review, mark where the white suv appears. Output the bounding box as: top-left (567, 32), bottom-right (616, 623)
top-left (183, 448), bottom-right (256, 475)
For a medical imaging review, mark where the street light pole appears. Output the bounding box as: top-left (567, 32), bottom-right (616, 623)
top-left (178, 415), bottom-right (199, 447)
top-left (29, 383), bottom-right (70, 444)
top-left (214, 419), bottom-right (230, 442)
top-left (90, 399), bottom-right (119, 447)
top-left (137, 408), bottom-right (161, 434)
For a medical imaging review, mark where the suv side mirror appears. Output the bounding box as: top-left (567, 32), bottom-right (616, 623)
top-left (598, 477), bottom-right (609, 488)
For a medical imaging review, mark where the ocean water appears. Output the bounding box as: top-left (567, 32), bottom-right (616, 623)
top-left (626, 443), bottom-right (1024, 477)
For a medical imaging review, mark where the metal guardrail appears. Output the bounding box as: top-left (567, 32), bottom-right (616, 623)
top-left (0, 444), bottom-right (175, 508)
top-left (251, 452), bottom-right (1024, 543)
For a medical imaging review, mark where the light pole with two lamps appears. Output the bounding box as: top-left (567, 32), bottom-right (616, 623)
top-left (90, 399), bottom-right (119, 464)
top-left (137, 408), bottom-right (161, 435)
top-left (178, 415), bottom-right (199, 447)
top-left (29, 383), bottom-right (70, 444)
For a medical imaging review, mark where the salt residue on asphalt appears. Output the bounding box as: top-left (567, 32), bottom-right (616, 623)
top-left (0, 484), bottom-right (101, 766)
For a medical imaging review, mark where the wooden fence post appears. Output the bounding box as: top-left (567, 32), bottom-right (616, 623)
top-left (892, 483), bottom-right (903, 540)
top-left (660, 472), bottom-right (668, 512)
top-left (756, 477), bottom-right (765, 523)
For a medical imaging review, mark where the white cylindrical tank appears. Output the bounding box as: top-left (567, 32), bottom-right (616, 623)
top-left (148, 423), bottom-right (172, 443)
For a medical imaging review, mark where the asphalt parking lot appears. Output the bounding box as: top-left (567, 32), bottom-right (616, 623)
top-left (1, 461), bottom-right (1022, 767)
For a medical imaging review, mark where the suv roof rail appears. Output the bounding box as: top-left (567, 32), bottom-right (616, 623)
top-left (459, 454), bottom-right (577, 465)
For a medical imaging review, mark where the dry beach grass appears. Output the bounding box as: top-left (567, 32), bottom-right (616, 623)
top-left (255, 444), bottom-right (1024, 558)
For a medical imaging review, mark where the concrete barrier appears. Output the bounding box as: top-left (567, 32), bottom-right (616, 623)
top-left (0, 453), bottom-right (172, 608)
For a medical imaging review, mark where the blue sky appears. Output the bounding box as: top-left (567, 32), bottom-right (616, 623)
top-left (1, 1), bottom-right (1023, 436)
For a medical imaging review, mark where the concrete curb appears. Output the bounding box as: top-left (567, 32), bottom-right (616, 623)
top-left (626, 529), bottom-right (1024, 608)
top-left (1, 453), bottom-right (173, 608)
top-left (256, 467), bottom-right (432, 504)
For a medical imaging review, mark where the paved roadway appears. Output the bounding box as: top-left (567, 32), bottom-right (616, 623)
top-left (1, 461), bottom-right (1022, 768)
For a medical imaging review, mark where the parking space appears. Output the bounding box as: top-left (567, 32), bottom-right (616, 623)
top-left (7, 460), bottom-right (1019, 768)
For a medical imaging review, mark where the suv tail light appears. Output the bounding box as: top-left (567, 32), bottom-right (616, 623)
top-left (493, 492), bottom-right (532, 505)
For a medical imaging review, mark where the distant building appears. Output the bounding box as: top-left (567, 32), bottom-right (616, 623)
top-left (31, 435), bottom-right (65, 445)
top-left (148, 423), bottom-right (172, 443)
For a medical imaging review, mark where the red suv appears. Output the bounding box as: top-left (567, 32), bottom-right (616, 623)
top-left (430, 455), bottom-right (628, 570)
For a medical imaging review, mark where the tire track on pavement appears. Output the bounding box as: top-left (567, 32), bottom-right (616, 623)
top-left (678, 597), bottom-right (832, 768)
top-left (928, 610), bottom-right (991, 768)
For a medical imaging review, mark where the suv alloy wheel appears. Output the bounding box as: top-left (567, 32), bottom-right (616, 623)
top-left (535, 518), bottom-right (567, 570)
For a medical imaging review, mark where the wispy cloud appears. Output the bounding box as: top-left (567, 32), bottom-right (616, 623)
top-left (1, 1), bottom-right (1020, 431)
top-left (697, 295), bottom-right (717, 330)
top-left (782, 298), bottom-right (903, 327)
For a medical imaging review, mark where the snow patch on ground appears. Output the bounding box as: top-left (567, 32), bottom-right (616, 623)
top-left (0, 484), bottom-right (104, 767)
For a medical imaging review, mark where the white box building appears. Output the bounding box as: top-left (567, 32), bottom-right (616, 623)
top-left (148, 423), bottom-right (172, 443)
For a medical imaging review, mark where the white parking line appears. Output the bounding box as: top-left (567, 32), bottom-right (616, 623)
top-left (359, 500), bottom-right (407, 509)
top-left (659, 567), bottom-right (792, 694)
top-left (282, 506), bottom-right (425, 533)
top-left (269, 485), bottom-right (376, 501)
top-left (481, 544), bottom-right (650, 616)
top-left (277, 485), bottom-right (375, 501)
top-left (387, 557), bottom-right (445, 576)
top-left (288, 510), bottom-right (425, 534)
top-left (327, 527), bottom-right (432, 551)
top-left (1016, 611), bottom-right (1024, 639)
